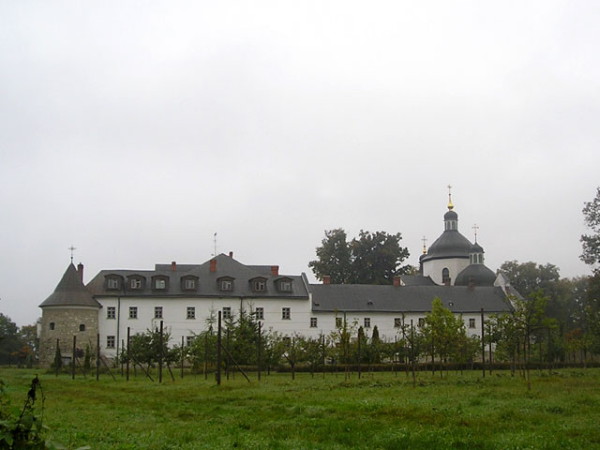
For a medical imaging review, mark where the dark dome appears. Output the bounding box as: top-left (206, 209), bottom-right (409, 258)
top-left (444, 210), bottom-right (458, 221)
top-left (421, 230), bottom-right (472, 262)
top-left (455, 264), bottom-right (496, 286)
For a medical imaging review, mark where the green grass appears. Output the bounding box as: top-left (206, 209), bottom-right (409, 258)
top-left (2, 368), bottom-right (600, 449)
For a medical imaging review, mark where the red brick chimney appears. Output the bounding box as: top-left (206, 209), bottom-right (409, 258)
top-left (271, 265), bottom-right (279, 276)
top-left (323, 275), bottom-right (331, 285)
top-left (393, 276), bottom-right (401, 287)
top-left (210, 259), bottom-right (217, 273)
top-left (77, 263), bottom-right (84, 282)
top-left (171, 261), bottom-right (177, 272)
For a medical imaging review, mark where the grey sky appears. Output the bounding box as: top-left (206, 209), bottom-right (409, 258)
top-left (1, 1), bottom-right (598, 326)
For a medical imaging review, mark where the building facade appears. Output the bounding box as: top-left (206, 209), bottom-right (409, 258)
top-left (39, 200), bottom-right (515, 365)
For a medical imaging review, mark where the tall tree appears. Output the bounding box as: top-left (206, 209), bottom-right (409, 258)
top-left (581, 187), bottom-right (600, 268)
top-left (499, 260), bottom-right (560, 298)
top-left (308, 229), bottom-right (352, 283)
top-left (350, 230), bottom-right (410, 284)
top-left (0, 314), bottom-right (21, 364)
top-left (310, 229), bottom-right (410, 284)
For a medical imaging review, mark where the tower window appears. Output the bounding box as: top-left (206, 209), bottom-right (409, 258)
top-left (49, 322), bottom-right (55, 331)
top-left (442, 268), bottom-right (450, 285)
top-left (79, 324), bottom-right (86, 332)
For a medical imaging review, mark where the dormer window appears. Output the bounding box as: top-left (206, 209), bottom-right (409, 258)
top-left (250, 277), bottom-right (267, 293)
top-left (276, 277), bottom-right (293, 293)
top-left (106, 276), bottom-right (122, 290)
top-left (218, 277), bottom-right (234, 292)
top-left (181, 276), bottom-right (199, 292)
top-left (128, 275), bottom-right (145, 291)
top-left (152, 275), bottom-right (169, 291)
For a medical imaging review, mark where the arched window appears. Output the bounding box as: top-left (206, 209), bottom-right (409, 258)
top-left (442, 268), bottom-right (451, 285)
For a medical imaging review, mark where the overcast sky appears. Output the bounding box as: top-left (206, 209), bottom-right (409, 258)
top-left (1, 1), bottom-right (599, 326)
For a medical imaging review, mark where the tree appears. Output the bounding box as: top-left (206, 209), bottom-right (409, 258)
top-left (581, 187), bottom-right (600, 268)
top-left (421, 298), bottom-right (468, 374)
top-left (0, 314), bottom-right (21, 365)
top-left (309, 229), bottom-right (410, 284)
top-left (499, 261), bottom-right (560, 298)
top-left (308, 229), bottom-right (352, 283)
top-left (350, 231), bottom-right (411, 284)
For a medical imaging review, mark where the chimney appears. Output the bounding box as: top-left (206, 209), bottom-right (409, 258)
top-left (171, 261), bottom-right (177, 272)
top-left (210, 259), bottom-right (217, 273)
top-left (271, 265), bottom-right (279, 276)
top-left (393, 276), bottom-right (401, 287)
top-left (77, 263), bottom-right (84, 282)
top-left (323, 275), bottom-right (331, 285)
top-left (468, 277), bottom-right (475, 289)
top-left (229, 251), bottom-right (234, 258)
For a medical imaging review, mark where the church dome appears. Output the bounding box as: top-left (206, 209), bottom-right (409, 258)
top-left (444, 210), bottom-right (458, 221)
top-left (455, 264), bottom-right (496, 286)
top-left (421, 231), bottom-right (472, 261)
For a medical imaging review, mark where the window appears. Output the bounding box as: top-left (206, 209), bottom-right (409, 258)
top-left (335, 317), bottom-right (342, 328)
top-left (282, 307), bottom-right (291, 320)
top-left (220, 279), bottom-right (233, 291)
top-left (222, 307), bottom-right (232, 320)
top-left (129, 307), bottom-right (138, 319)
top-left (277, 278), bottom-right (293, 292)
top-left (79, 324), bottom-right (86, 332)
top-left (154, 278), bottom-right (167, 290)
top-left (187, 307), bottom-right (196, 320)
top-left (418, 317), bottom-right (425, 327)
top-left (394, 318), bottom-right (402, 328)
top-left (107, 277), bottom-right (120, 290)
top-left (154, 306), bottom-right (163, 319)
top-left (186, 336), bottom-right (195, 346)
top-left (310, 317), bottom-right (318, 328)
top-left (255, 307), bottom-right (264, 320)
top-left (49, 322), bottom-right (55, 331)
top-left (107, 307), bottom-right (116, 319)
top-left (469, 318), bottom-right (476, 329)
top-left (442, 268), bottom-right (450, 285)
top-left (182, 277), bottom-right (197, 291)
top-left (251, 278), bottom-right (267, 292)
top-left (130, 278), bottom-right (143, 289)
top-left (106, 336), bottom-right (115, 349)
top-left (364, 318), bottom-right (371, 328)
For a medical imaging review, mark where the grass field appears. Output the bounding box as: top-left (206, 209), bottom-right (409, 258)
top-left (2, 367), bottom-right (600, 449)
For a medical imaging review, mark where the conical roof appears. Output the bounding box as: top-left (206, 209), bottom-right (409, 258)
top-left (39, 263), bottom-right (101, 308)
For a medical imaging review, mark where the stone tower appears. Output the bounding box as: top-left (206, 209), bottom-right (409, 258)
top-left (38, 263), bottom-right (101, 367)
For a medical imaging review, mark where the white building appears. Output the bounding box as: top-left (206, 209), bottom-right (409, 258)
top-left (39, 199), bottom-right (514, 365)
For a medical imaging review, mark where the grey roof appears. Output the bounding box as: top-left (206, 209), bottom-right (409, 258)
top-left (421, 229), bottom-right (472, 262)
top-left (40, 263), bottom-right (101, 308)
top-left (455, 264), bottom-right (497, 287)
top-left (399, 275), bottom-right (436, 286)
top-left (86, 254), bottom-right (309, 299)
top-left (309, 284), bottom-right (512, 314)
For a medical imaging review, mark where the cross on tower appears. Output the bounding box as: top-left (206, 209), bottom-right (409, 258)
top-left (68, 245), bottom-right (77, 263)
top-left (472, 224), bottom-right (479, 243)
top-left (447, 184), bottom-right (454, 210)
top-left (421, 236), bottom-right (428, 254)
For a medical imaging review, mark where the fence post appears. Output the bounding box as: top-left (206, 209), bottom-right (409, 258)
top-left (480, 308), bottom-right (486, 378)
top-left (72, 335), bottom-right (77, 380)
top-left (96, 333), bottom-right (100, 381)
top-left (216, 311), bottom-right (222, 386)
